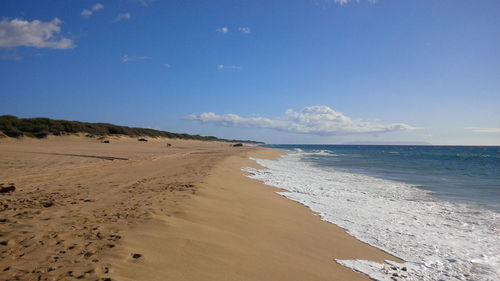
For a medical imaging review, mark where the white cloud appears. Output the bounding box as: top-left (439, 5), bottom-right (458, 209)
top-left (137, 0), bottom-right (155, 7)
top-left (216, 27), bottom-right (229, 33)
top-left (217, 26), bottom-right (251, 34)
top-left (467, 127), bottom-right (500, 133)
top-left (93, 3), bottom-right (104, 12)
top-left (186, 105), bottom-right (415, 136)
top-left (330, 0), bottom-right (377, 4)
top-left (217, 64), bottom-right (241, 70)
top-left (238, 27), bottom-right (251, 34)
top-left (81, 10), bottom-right (93, 18)
top-left (163, 63), bottom-right (171, 68)
top-left (114, 13), bottom-right (131, 22)
top-left (0, 18), bottom-right (74, 49)
top-left (81, 3), bottom-right (104, 18)
top-left (122, 54), bottom-right (151, 62)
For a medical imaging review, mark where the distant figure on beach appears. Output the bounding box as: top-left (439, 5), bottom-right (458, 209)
top-left (166, 143), bottom-right (172, 147)
top-left (138, 138), bottom-right (148, 142)
top-left (232, 143), bottom-right (243, 147)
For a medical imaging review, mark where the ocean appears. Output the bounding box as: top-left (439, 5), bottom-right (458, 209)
top-left (243, 145), bottom-right (500, 281)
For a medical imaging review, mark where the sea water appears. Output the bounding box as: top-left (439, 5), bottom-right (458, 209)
top-left (243, 145), bottom-right (500, 281)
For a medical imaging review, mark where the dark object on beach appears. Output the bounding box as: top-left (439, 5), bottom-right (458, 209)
top-left (131, 253), bottom-right (142, 259)
top-left (41, 201), bottom-right (54, 208)
top-left (232, 143), bottom-right (243, 147)
top-left (101, 140), bottom-right (110, 143)
top-left (138, 138), bottom-right (148, 142)
top-left (0, 184), bottom-right (15, 193)
top-left (166, 143), bottom-right (172, 147)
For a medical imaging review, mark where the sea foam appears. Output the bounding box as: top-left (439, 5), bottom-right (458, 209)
top-left (243, 152), bottom-right (500, 281)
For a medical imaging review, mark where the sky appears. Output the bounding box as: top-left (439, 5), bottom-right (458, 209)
top-left (0, 0), bottom-right (499, 145)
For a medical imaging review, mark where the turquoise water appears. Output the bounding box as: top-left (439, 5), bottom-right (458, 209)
top-left (263, 145), bottom-right (500, 212)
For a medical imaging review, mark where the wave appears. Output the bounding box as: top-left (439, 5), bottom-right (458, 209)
top-left (290, 148), bottom-right (338, 157)
top-left (243, 153), bottom-right (500, 281)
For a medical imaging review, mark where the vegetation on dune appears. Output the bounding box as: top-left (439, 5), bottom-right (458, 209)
top-left (0, 115), bottom-right (264, 144)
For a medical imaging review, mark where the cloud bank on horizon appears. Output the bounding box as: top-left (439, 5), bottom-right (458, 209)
top-left (467, 127), bottom-right (500, 134)
top-left (186, 106), bottom-right (415, 136)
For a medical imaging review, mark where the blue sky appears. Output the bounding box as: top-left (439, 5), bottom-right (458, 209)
top-left (0, 0), bottom-right (499, 145)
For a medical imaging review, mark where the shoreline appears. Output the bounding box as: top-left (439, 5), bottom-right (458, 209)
top-left (104, 145), bottom-right (401, 281)
top-left (0, 136), bottom-right (400, 280)
top-left (247, 147), bottom-right (500, 281)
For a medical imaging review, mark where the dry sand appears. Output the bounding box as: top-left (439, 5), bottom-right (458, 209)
top-left (0, 136), bottom-right (400, 281)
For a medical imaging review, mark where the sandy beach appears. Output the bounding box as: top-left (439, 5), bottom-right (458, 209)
top-left (0, 136), bottom-right (400, 281)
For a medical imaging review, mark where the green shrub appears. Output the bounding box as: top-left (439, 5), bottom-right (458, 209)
top-left (1, 126), bottom-right (24, 137)
top-left (32, 130), bottom-right (49, 138)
